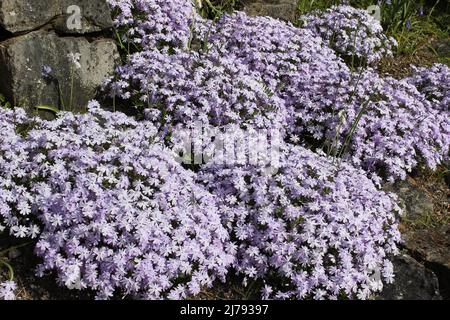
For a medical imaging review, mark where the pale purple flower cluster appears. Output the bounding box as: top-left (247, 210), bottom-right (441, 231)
top-left (205, 12), bottom-right (351, 140)
top-left (0, 103), bottom-right (235, 299)
top-left (107, 0), bottom-right (198, 50)
top-left (302, 5), bottom-right (397, 65)
top-left (0, 281), bottom-right (16, 300)
top-left (104, 49), bottom-right (286, 132)
top-left (297, 69), bottom-right (450, 181)
top-left (406, 63), bottom-right (450, 112)
top-left (104, 2), bottom-right (286, 134)
top-left (202, 11), bottom-right (449, 180)
top-left (0, 108), bottom-right (41, 239)
top-left (105, 3), bottom-right (449, 181)
top-left (198, 144), bottom-right (401, 299)
top-left (339, 70), bottom-right (450, 181)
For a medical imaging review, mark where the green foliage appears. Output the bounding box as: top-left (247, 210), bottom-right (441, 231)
top-left (297, 0), bottom-right (341, 16)
top-left (345, 0), bottom-right (418, 33)
top-left (394, 16), bottom-right (448, 56)
top-left (0, 243), bottom-right (31, 282)
top-left (297, 0), bottom-right (449, 63)
top-left (0, 259), bottom-right (14, 282)
top-left (0, 94), bottom-right (12, 109)
top-left (197, 0), bottom-right (241, 19)
top-left (34, 105), bottom-right (60, 115)
top-left (353, 1), bottom-right (448, 57)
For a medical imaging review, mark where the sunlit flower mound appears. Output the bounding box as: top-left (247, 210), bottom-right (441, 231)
top-left (0, 104), bottom-right (235, 299)
top-left (199, 144), bottom-right (401, 300)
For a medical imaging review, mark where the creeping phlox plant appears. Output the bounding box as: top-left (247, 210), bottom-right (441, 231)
top-left (105, 0), bottom-right (286, 135)
top-left (187, 9), bottom-right (449, 180)
top-left (0, 108), bottom-right (39, 300)
top-left (105, 2), bottom-right (449, 179)
top-left (0, 108), bottom-right (40, 239)
top-left (301, 5), bottom-right (397, 66)
top-left (337, 70), bottom-right (450, 181)
top-left (292, 69), bottom-right (450, 181)
top-left (0, 104), bottom-right (235, 299)
top-left (198, 144), bottom-right (401, 300)
top-left (205, 12), bottom-right (352, 141)
top-left (108, 0), bottom-right (198, 51)
top-left (406, 64), bottom-right (450, 112)
top-left (105, 49), bottom-right (286, 133)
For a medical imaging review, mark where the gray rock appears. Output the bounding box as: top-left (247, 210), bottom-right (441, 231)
top-left (402, 226), bottom-right (450, 298)
top-left (384, 178), bottom-right (434, 221)
top-left (384, 178), bottom-right (449, 298)
top-left (0, 30), bottom-right (118, 113)
top-left (54, 0), bottom-right (114, 35)
top-left (242, 0), bottom-right (298, 22)
top-left (0, 0), bottom-right (112, 34)
top-left (0, 0), bottom-right (59, 34)
top-left (379, 254), bottom-right (442, 300)
top-left (403, 227), bottom-right (450, 271)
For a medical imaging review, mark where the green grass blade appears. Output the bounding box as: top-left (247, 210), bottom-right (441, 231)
top-left (34, 105), bottom-right (60, 114)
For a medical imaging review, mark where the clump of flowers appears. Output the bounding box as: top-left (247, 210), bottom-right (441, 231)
top-left (104, 3), bottom-right (287, 135)
top-left (107, 0), bottom-right (200, 51)
top-left (328, 70), bottom-right (450, 181)
top-left (198, 143), bottom-right (401, 300)
top-left (205, 11), bottom-right (351, 141)
top-left (0, 281), bottom-right (16, 300)
top-left (105, 1), bottom-right (450, 182)
top-left (0, 107), bottom-right (41, 239)
top-left (406, 63), bottom-right (450, 112)
top-left (0, 103), bottom-right (235, 299)
top-left (204, 12), bottom-right (448, 180)
top-left (301, 5), bottom-right (397, 66)
top-left (0, 108), bottom-right (33, 301)
top-left (104, 49), bottom-right (286, 132)
top-left (283, 68), bottom-right (450, 181)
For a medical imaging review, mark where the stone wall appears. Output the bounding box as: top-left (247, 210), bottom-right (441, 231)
top-left (0, 0), bottom-right (118, 113)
